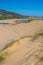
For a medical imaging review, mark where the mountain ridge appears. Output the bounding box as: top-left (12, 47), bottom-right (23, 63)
top-left (0, 9), bottom-right (25, 19)
top-left (0, 9), bottom-right (42, 20)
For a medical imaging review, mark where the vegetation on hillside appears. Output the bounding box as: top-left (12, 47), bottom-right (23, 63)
top-left (0, 9), bottom-right (25, 19)
top-left (0, 9), bottom-right (42, 20)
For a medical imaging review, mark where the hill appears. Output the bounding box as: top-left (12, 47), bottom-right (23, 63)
top-left (0, 9), bottom-right (25, 19)
top-left (0, 9), bottom-right (42, 20)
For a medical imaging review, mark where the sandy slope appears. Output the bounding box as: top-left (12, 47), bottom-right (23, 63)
top-left (0, 20), bottom-right (43, 50)
top-left (0, 20), bottom-right (43, 65)
top-left (0, 19), bottom-right (17, 24)
top-left (1, 36), bottom-right (43, 65)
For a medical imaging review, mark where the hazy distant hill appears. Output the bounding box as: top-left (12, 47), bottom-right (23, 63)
top-left (0, 9), bottom-right (25, 19)
top-left (0, 9), bottom-right (42, 20)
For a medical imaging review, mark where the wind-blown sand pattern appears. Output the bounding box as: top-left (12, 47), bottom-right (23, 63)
top-left (0, 20), bottom-right (43, 65)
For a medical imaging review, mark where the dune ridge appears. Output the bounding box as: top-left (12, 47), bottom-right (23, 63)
top-left (0, 20), bottom-right (43, 65)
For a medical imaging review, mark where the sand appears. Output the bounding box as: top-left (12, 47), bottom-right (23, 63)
top-left (0, 20), bottom-right (43, 65)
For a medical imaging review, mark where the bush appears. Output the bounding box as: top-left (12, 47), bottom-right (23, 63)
top-left (0, 55), bottom-right (5, 63)
top-left (27, 18), bottom-right (34, 22)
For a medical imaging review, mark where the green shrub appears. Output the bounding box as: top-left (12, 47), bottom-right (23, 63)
top-left (27, 18), bottom-right (34, 22)
top-left (0, 55), bottom-right (5, 63)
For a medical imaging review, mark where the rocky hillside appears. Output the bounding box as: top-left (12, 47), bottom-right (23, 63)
top-left (0, 9), bottom-right (24, 19)
top-left (0, 9), bottom-right (42, 20)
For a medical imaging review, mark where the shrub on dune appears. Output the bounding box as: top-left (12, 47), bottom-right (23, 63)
top-left (0, 55), bottom-right (5, 64)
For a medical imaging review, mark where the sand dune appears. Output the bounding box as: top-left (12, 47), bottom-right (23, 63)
top-left (0, 20), bottom-right (43, 65)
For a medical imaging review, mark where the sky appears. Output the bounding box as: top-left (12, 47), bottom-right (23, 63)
top-left (0, 0), bottom-right (43, 16)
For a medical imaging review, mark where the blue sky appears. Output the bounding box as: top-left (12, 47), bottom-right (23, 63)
top-left (0, 0), bottom-right (43, 16)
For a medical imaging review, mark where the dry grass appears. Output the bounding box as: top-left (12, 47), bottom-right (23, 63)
top-left (39, 57), bottom-right (43, 61)
top-left (1, 40), bottom-right (16, 51)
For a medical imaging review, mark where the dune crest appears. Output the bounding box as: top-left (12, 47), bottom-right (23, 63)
top-left (0, 20), bottom-right (43, 65)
